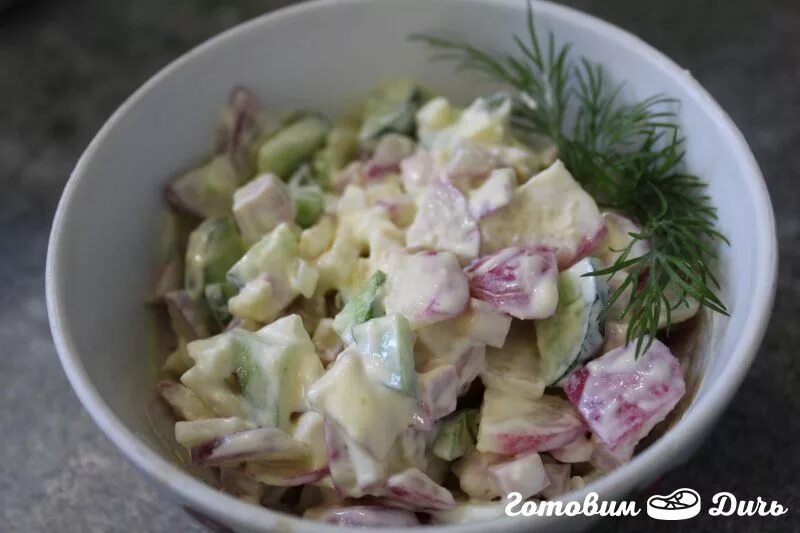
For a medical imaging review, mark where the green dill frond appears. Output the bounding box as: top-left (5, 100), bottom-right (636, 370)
top-left (411, 1), bottom-right (728, 355)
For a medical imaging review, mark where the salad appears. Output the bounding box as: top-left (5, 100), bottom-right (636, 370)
top-left (151, 8), bottom-right (725, 528)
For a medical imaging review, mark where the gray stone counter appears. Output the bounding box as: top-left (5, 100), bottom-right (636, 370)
top-left (0, 1), bottom-right (796, 531)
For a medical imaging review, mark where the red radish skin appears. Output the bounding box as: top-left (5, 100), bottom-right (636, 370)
top-left (563, 339), bottom-right (686, 457)
top-left (405, 180), bottom-right (480, 261)
top-left (477, 392), bottom-right (586, 455)
top-left (465, 247), bottom-right (559, 320)
top-left (191, 427), bottom-right (307, 467)
top-left (323, 419), bottom-right (386, 497)
top-left (400, 151), bottom-right (437, 196)
top-left (385, 251), bottom-right (470, 329)
top-left (365, 161), bottom-right (401, 180)
top-left (489, 452), bottom-right (550, 499)
top-left (384, 468), bottom-right (456, 512)
top-left (215, 87), bottom-right (262, 174)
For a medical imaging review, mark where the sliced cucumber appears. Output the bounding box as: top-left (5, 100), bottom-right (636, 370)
top-left (203, 282), bottom-right (237, 330)
top-left (226, 223), bottom-right (297, 288)
top-left (352, 314), bottom-right (416, 397)
top-left (312, 121), bottom-right (360, 189)
top-left (230, 329), bottom-right (296, 430)
top-left (257, 115), bottom-right (330, 178)
top-left (536, 258), bottom-right (607, 385)
top-left (287, 167), bottom-right (325, 229)
top-left (332, 270), bottom-right (387, 343)
top-left (359, 80), bottom-right (424, 147)
top-left (184, 218), bottom-right (244, 298)
top-left (432, 409), bottom-right (478, 461)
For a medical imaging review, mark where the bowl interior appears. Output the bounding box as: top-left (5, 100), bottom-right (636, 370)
top-left (48, 0), bottom-right (774, 531)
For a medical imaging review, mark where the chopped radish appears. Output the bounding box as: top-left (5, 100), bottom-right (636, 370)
top-left (385, 251), bottom-right (470, 329)
top-left (324, 418), bottom-right (386, 497)
top-left (477, 390), bottom-right (585, 455)
top-left (164, 290), bottom-right (211, 340)
top-left (461, 298), bottom-right (512, 348)
top-left (232, 174), bottom-right (294, 245)
top-left (479, 160), bottom-right (606, 269)
top-left (315, 506), bottom-right (420, 527)
top-left (400, 150), bottom-right (437, 196)
top-left (373, 196), bottom-right (416, 228)
top-left (541, 462), bottom-right (571, 499)
top-left (191, 427), bottom-right (309, 466)
top-left (414, 298), bottom-right (510, 358)
top-left (366, 134), bottom-right (416, 179)
top-left (330, 160), bottom-right (366, 193)
top-left (451, 450), bottom-right (503, 500)
top-left (416, 365), bottom-right (459, 423)
top-left (157, 380), bottom-right (215, 421)
top-left (175, 417), bottom-right (251, 448)
top-left (489, 452), bottom-right (549, 500)
top-left (446, 142), bottom-right (495, 184)
top-left (550, 432), bottom-right (594, 463)
top-left (465, 247), bottom-right (559, 320)
top-left (563, 338), bottom-right (685, 458)
top-left (468, 167), bottom-right (515, 219)
top-left (406, 179), bottom-right (480, 261)
top-left (384, 468), bottom-right (456, 511)
top-left (214, 87), bottom-right (263, 174)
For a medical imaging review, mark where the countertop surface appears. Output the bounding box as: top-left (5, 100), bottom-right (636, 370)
top-left (1, 0), bottom-right (797, 531)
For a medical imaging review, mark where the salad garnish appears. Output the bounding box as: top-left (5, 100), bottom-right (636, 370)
top-left (411, 1), bottom-right (727, 353)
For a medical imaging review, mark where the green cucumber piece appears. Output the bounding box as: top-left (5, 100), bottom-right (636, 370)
top-left (536, 258), bottom-right (607, 385)
top-left (312, 122), bottom-right (359, 189)
top-left (359, 80), bottom-right (424, 147)
top-left (433, 409), bottom-right (478, 461)
top-left (352, 314), bottom-right (416, 397)
top-left (226, 223), bottom-right (297, 287)
top-left (230, 329), bottom-right (296, 429)
top-left (203, 282), bottom-right (237, 329)
top-left (257, 115), bottom-right (330, 178)
top-left (184, 218), bottom-right (244, 298)
top-left (292, 185), bottom-right (324, 229)
top-left (332, 270), bottom-right (387, 342)
top-left (287, 168), bottom-right (325, 229)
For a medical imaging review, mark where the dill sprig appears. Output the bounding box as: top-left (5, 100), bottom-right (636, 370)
top-left (411, 2), bottom-right (727, 354)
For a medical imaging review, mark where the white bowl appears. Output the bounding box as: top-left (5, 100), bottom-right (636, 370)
top-left (46, 0), bottom-right (777, 530)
